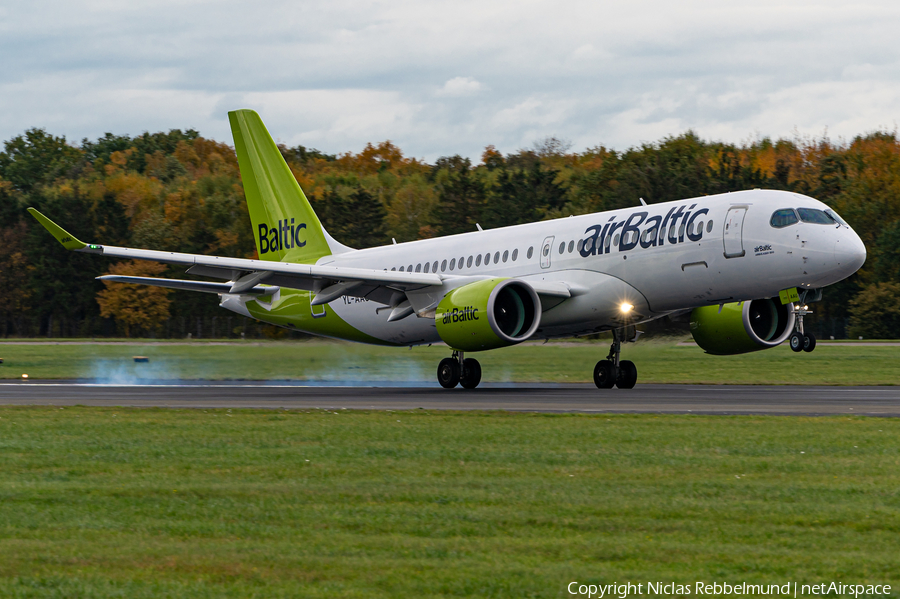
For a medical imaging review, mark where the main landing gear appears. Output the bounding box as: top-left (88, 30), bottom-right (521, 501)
top-left (437, 350), bottom-right (482, 389)
top-left (789, 303), bottom-right (817, 353)
top-left (594, 328), bottom-right (637, 389)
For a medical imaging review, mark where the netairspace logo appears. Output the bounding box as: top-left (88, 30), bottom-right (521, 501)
top-left (567, 581), bottom-right (893, 598)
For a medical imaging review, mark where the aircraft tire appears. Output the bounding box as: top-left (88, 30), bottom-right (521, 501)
top-left (616, 360), bottom-right (638, 389)
top-left (789, 332), bottom-right (804, 352)
top-left (593, 360), bottom-right (617, 389)
top-left (803, 332), bottom-right (817, 352)
top-left (437, 358), bottom-right (461, 389)
top-left (460, 358), bottom-right (482, 389)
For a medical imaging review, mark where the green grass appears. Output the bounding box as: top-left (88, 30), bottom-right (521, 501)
top-left (0, 407), bottom-right (897, 597)
top-left (0, 339), bottom-right (899, 384)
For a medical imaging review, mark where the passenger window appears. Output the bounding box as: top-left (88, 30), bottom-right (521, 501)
top-left (399, 266), bottom-right (405, 272)
top-left (694, 220), bottom-right (703, 235)
top-left (568, 240), bottom-right (574, 253)
top-left (502, 250), bottom-right (509, 262)
top-left (583, 238), bottom-right (594, 253)
top-left (577, 239), bottom-right (584, 252)
top-left (484, 253), bottom-right (490, 265)
top-left (798, 208), bottom-right (835, 224)
top-left (423, 262), bottom-right (430, 273)
top-left (770, 208), bottom-right (799, 228)
top-left (559, 241), bottom-right (565, 254)
top-left (391, 267), bottom-right (396, 271)
top-left (449, 258), bottom-right (456, 270)
top-left (706, 221), bottom-right (713, 233)
top-left (526, 247), bottom-right (533, 259)
top-left (441, 259), bottom-right (447, 271)
top-left (613, 234), bottom-right (620, 246)
top-left (513, 249), bottom-right (519, 261)
top-left (433, 260), bottom-right (438, 272)
top-left (408, 264), bottom-right (413, 272)
top-left (415, 264), bottom-right (422, 272)
top-left (476, 254), bottom-right (482, 267)
top-left (467, 256), bottom-right (473, 268)
top-left (494, 251), bottom-right (500, 263)
top-left (678, 223), bottom-right (685, 237)
top-left (605, 235), bottom-right (612, 251)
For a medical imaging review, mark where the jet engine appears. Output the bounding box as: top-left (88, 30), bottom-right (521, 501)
top-left (690, 299), bottom-right (795, 355)
top-left (435, 278), bottom-right (541, 351)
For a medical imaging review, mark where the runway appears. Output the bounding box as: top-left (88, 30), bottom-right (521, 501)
top-left (1, 380), bottom-right (899, 416)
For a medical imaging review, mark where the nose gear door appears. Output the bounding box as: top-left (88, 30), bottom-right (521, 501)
top-left (540, 236), bottom-right (554, 269)
top-left (723, 207), bottom-right (747, 258)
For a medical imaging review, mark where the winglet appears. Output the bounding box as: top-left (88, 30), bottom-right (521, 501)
top-left (27, 208), bottom-right (89, 250)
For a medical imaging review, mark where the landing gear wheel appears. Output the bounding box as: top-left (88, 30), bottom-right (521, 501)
top-left (593, 360), bottom-right (617, 389)
top-left (616, 360), bottom-right (637, 389)
top-left (437, 358), bottom-right (461, 389)
top-left (460, 358), bottom-right (482, 389)
top-left (789, 332), bottom-right (804, 352)
top-left (803, 332), bottom-right (817, 352)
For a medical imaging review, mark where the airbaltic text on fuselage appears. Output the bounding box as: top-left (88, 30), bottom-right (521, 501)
top-left (442, 307), bottom-right (479, 324)
top-left (258, 219), bottom-right (306, 254)
top-left (580, 204), bottom-right (710, 257)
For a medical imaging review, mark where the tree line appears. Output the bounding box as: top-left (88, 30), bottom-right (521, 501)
top-left (1, 125), bottom-right (898, 339)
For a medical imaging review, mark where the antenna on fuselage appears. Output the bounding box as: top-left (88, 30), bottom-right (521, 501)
top-left (639, 197), bottom-right (647, 206)
top-left (476, 223), bottom-right (483, 231)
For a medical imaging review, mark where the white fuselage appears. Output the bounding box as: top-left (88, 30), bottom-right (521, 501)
top-left (230, 189), bottom-right (866, 346)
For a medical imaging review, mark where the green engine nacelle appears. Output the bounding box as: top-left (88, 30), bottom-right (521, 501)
top-left (435, 278), bottom-right (541, 352)
top-left (690, 298), bottom-right (796, 355)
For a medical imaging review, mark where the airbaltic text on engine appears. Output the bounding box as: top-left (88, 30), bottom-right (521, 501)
top-left (442, 307), bottom-right (479, 324)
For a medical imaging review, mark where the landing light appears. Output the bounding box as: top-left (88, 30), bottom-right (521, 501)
top-left (620, 303), bottom-right (634, 314)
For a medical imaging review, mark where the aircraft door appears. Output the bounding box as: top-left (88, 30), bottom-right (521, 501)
top-left (723, 207), bottom-right (747, 258)
top-left (540, 236), bottom-right (554, 269)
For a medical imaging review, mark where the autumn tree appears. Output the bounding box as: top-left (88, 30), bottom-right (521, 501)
top-left (96, 261), bottom-right (172, 337)
top-left (848, 282), bottom-right (900, 339)
top-left (0, 128), bottom-right (83, 193)
top-left (431, 156), bottom-right (485, 237)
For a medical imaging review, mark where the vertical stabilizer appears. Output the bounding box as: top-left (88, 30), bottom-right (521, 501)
top-left (229, 109), bottom-right (347, 263)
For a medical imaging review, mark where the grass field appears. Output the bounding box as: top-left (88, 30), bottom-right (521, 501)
top-left (0, 338), bottom-right (899, 385)
top-left (0, 407), bottom-right (896, 597)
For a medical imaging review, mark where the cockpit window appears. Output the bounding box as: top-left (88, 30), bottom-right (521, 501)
top-left (770, 208), bottom-right (799, 228)
top-left (798, 208), bottom-right (837, 225)
top-left (825, 209), bottom-right (848, 226)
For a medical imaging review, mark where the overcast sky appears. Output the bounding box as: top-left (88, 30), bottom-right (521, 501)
top-left (1, 0), bottom-right (898, 161)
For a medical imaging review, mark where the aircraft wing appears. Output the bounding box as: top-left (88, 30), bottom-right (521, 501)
top-left (29, 208), bottom-right (441, 306)
top-left (29, 208), bottom-right (575, 307)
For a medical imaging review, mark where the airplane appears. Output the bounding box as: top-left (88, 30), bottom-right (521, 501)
top-left (28, 110), bottom-right (867, 389)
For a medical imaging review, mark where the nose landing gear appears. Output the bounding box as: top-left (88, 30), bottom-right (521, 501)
top-left (437, 351), bottom-right (482, 389)
top-left (594, 328), bottom-right (637, 389)
top-left (789, 303), bottom-right (816, 353)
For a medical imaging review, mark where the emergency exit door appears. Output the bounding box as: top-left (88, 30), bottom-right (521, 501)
top-left (540, 236), bottom-right (554, 269)
top-left (723, 207), bottom-right (746, 258)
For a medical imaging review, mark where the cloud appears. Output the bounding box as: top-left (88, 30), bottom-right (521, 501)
top-left (437, 77), bottom-right (483, 97)
top-left (1, 0), bottom-right (899, 160)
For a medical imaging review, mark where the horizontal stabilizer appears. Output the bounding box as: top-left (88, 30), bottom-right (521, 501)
top-left (97, 275), bottom-right (279, 296)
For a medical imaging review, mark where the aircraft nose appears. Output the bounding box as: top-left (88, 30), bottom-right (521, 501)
top-left (833, 231), bottom-right (866, 275)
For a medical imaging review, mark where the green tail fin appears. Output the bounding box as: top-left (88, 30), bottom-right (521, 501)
top-left (229, 109), bottom-right (338, 264)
